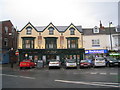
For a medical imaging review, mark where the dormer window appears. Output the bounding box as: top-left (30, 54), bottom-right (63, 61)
top-left (48, 27), bottom-right (54, 35)
top-left (93, 26), bottom-right (99, 33)
top-left (116, 25), bottom-right (120, 32)
top-left (26, 26), bottom-right (32, 35)
top-left (70, 27), bottom-right (75, 35)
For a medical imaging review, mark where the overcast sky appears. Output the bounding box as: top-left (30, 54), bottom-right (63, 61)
top-left (0, 0), bottom-right (119, 30)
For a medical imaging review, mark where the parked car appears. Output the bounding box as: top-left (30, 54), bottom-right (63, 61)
top-left (65, 59), bottom-right (77, 69)
top-left (105, 57), bottom-right (119, 67)
top-left (93, 57), bottom-right (106, 67)
top-left (19, 59), bottom-right (36, 69)
top-left (48, 59), bottom-right (61, 69)
top-left (79, 60), bottom-right (92, 68)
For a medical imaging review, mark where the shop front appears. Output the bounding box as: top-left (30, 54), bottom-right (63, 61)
top-left (18, 48), bottom-right (85, 64)
top-left (85, 49), bottom-right (108, 59)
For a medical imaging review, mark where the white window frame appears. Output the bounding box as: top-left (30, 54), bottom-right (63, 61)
top-left (92, 39), bottom-right (100, 47)
top-left (116, 26), bottom-right (120, 32)
top-left (93, 26), bottom-right (99, 33)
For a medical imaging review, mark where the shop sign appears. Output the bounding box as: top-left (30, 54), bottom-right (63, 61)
top-left (85, 49), bottom-right (108, 54)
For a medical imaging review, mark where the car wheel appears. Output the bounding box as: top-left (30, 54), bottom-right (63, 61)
top-left (29, 66), bottom-right (32, 69)
top-left (93, 65), bottom-right (95, 68)
top-left (20, 67), bottom-right (22, 70)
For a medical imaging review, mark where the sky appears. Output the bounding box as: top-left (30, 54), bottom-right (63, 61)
top-left (0, 0), bottom-right (119, 30)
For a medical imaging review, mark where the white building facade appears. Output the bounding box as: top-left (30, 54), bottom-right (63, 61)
top-left (83, 26), bottom-right (120, 58)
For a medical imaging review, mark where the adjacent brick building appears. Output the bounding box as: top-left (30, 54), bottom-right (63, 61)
top-left (0, 20), bottom-right (18, 64)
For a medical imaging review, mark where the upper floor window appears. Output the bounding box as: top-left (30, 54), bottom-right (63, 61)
top-left (22, 37), bottom-right (35, 49)
top-left (12, 26), bottom-right (15, 36)
top-left (4, 38), bottom-right (8, 46)
top-left (70, 27), bottom-right (75, 35)
top-left (45, 37), bottom-right (57, 49)
top-left (67, 37), bottom-right (78, 49)
top-left (26, 26), bottom-right (32, 35)
top-left (93, 26), bottom-right (99, 33)
top-left (48, 27), bottom-right (54, 35)
top-left (116, 25), bottom-right (120, 32)
top-left (92, 39), bottom-right (100, 47)
top-left (5, 26), bottom-right (8, 34)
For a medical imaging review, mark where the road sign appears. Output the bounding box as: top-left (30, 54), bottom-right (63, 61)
top-left (15, 50), bottom-right (19, 55)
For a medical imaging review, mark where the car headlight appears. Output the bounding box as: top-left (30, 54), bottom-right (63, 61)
top-left (110, 61), bottom-right (113, 63)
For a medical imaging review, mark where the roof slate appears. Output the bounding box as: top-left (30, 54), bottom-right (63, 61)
top-left (35, 26), bottom-right (82, 32)
top-left (83, 27), bottom-right (119, 35)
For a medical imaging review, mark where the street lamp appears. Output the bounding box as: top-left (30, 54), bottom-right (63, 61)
top-left (109, 22), bottom-right (113, 50)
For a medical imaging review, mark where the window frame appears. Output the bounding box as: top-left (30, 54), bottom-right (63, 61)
top-left (69, 27), bottom-right (75, 35)
top-left (93, 26), bottom-right (99, 33)
top-left (45, 37), bottom-right (57, 49)
top-left (22, 37), bottom-right (35, 49)
top-left (67, 37), bottom-right (78, 49)
top-left (48, 27), bottom-right (54, 35)
top-left (26, 26), bottom-right (32, 35)
top-left (92, 39), bottom-right (100, 47)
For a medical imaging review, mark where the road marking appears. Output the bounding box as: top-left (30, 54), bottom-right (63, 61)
top-left (0, 74), bottom-right (35, 79)
top-left (110, 73), bottom-right (118, 75)
top-left (90, 72), bottom-right (97, 74)
top-left (55, 79), bottom-right (120, 88)
top-left (99, 73), bottom-right (107, 75)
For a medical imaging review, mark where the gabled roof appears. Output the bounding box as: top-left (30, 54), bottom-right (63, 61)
top-left (18, 22), bottom-right (38, 32)
top-left (19, 22), bottom-right (82, 33)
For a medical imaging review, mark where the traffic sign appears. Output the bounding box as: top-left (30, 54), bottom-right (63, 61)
top-left (15, 50), bottom-right (19, 55)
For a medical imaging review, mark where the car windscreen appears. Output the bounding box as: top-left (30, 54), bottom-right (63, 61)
top-left (22, 60), bottom-right (31, 62)
top-left (50, 60), bottom-right (58, 62)
top-left (95, 57), bottom-right (105, 61)
top-left (107, 57), bottom-right (117, 61)
top-left (66, 60), bottom-right (76, 63)
top-left (81, 60), bottom-right (88, 63)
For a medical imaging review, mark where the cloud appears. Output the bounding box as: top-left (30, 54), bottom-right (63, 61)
top-left (0, 0), bottom-right (118, 30)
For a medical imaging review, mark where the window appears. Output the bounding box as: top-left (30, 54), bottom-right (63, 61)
top-left (67, 37), bottom-right (78, 48)
top-left (4, 38), bottom-right (8, 46)
top-left (93, 26), bottom-right (99, 33)
top-left (22, 38), bottom-right (35, 49)
top-left (116, 25), bottom-right (120, 32)
top-left (26, 26), bottom-right (32, 35)
top-left (70, 27), bottom-right (75, 35)
top-left (5, 26), bottom-right (8, 34)
top-left (12, 26), bottom-right (14, 36)
top-left (45, 37), bottom-right (57, 49)
top-left (92, 39), bottom-right (100, 47)
top-left (48, 27), bottom-right (54, 35)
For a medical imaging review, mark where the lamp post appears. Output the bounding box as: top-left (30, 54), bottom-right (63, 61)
top-left (109, 22), bottom-right (113, 50)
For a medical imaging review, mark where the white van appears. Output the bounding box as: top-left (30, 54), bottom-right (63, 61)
top-left (93, 57), bottom-right (106, 67)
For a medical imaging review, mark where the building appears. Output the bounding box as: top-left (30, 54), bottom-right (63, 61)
top-left (0, 20), bottom-right (18, 64)
top-left (83, 25), bottom-right (120, 59)
top-left (18, 22), bottom-right (85, 63)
